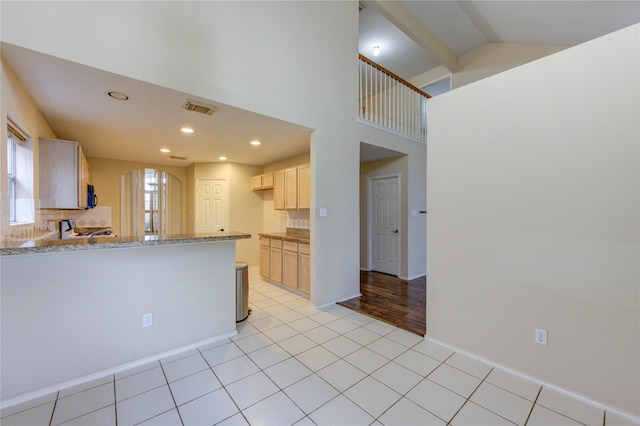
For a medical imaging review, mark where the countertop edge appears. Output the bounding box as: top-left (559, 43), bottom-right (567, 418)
top-left (258, 233), bottom-right (310, 244)
top-left (0, 232), bottom-right (251, 256)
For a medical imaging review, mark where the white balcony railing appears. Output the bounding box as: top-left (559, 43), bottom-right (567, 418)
top-left (359, 54), bottom-right (430, 142)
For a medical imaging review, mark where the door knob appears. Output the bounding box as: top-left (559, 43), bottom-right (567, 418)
top-left (392, 230), bottom-right (399, 233)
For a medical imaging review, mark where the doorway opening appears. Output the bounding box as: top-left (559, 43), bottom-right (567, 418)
top-left (369, 175), bottom-right (401, 276)
top-left (196, 178), bottom-right (227, 233)
top-left (338, 141), bottom-right (426, 335)
top-left (120, 168), bottom-right (182, 236)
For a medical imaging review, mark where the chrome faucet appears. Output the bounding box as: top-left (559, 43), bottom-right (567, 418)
top-left (87, 228), bottom-right (112, 238)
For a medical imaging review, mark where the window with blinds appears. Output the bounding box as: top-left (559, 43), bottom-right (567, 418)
top-left (7, 119), bottom-right (31, 224)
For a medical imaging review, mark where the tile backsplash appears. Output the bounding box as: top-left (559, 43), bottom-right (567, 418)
top-left (2, 207), bottom-right (112, 242)
top-left (66, 206), bottom-right (112, 228)
top-left (287, 210), bottom-right (310, 229)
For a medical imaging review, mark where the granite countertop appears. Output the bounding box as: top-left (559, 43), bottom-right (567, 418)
top-left (258, 228), bottom-right (310, 244)
top-left (0, 231), bottom-right (251, 256)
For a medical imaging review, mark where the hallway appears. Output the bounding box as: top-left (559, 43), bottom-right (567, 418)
top-left (338, 271), bottom-right (426, 336)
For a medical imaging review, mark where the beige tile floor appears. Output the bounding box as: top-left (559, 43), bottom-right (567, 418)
top-left (1, 271), bottom-right (638, 426)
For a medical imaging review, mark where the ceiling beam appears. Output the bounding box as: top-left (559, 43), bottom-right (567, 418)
top-left (368, 0), bottom-right (458, 72)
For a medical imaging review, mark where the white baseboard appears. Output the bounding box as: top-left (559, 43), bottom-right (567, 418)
top-left (0, 330), bottom-right (237, 410)
top-left (424, 336), bottom-right (640, 424)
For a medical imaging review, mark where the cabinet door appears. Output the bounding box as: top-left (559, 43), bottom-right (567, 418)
top-left (39, 139), bottom-right (79, 209)
top-left (297, 164), bottom-right (310, 210)
top-left (251, 175), bottom-right (263, 190)
top-left (77, 146), bottom-right (90, 208)
top-left (261, 173), bottom-right (274, 189)
top-left (273, 170), bottom-right (285, 210)
top-left (284, 167), bottom-right (298, 210)
top-left (270, 247), bottom-right (283, 282)
top-left (282, 248), bottom-right (298, 289)
top-left (298, 250), bottom-right (310, 295)
top-left (260, 244), bottom-right (270, 277)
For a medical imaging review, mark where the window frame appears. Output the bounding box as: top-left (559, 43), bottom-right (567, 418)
top-left (7, 119), bottom-right (32, 225)
top-left (7, 137), bottom-right (16, 223)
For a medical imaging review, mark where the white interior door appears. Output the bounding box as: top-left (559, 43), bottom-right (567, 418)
top-left (196, 179), bottom-right (227, 233)
top-left (371, 176), bottom-right (400, 275)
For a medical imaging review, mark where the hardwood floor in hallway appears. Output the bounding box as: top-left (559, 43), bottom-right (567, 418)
top-left (338, 271), bottom-right (426, 336)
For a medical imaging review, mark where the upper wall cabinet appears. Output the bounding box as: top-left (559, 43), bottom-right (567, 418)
top-left (276, 164), bottom-right (309, 211)
top-left (297, 164), bottom-right (310, 209)
top-left (39, 138), bottom-right (90, 209)
top-left (252, 164), bottom-right (309, 210)
top-left (251, 173), bottom-right (274, 191)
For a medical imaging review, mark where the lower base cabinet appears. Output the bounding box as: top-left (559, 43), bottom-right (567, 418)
top-left (282, 241), bottom-right (299, 289)
top-left (298, 243), bottom-right (310, 294)
top-left (270, 245), bottom-right (283, 283)
top-left (259, 238), bottom-right (270, 277)
top-left (260, 237), bottom-right (310, 295)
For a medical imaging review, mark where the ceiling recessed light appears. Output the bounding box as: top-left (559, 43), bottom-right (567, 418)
top-left (181, 127), bottom-right (194, 134)
top-left (160, 148), bottom-right (171, 153)
top-left (219, 156), bottom-right (227, 161)
top-left (105, 91), bottom-right (130, 101)
top-left (372, 45), bottom-right (381, 57)
top-left (250, 140), bottom-right (261, 146)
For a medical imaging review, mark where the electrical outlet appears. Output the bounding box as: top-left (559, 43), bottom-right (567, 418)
top-left (535, 328), bottom-right (547, 345)
top-left (142, 313), bottom-right (153, 328)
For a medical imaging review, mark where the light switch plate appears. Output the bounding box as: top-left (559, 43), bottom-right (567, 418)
top-left (319, 208), bottom-right (328, 217)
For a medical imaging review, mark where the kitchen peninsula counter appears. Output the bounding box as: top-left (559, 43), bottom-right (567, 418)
top-left (1, 231), bottom-right (250, 405)
top-left (0, 231), bottom-right (251, 256)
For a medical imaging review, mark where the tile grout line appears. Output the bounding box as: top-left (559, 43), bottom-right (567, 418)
top-left (523, 385), bottom-right (543, 426)
top-left (197, 342), bottom-right (254, 425)
top-left (113, 376), bottom-right (118, 426)
top-left (158, 358), bottom-right (185, 426)
top-left (47, 391), bottom-right (59, 426)
top-left (446, 367), bottom-right (511, 426)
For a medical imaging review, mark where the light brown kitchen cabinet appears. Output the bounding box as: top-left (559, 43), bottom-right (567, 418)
top-left (282, 240), bottom-right (298, 289)
top-left (298, 243), bottom-right (311, 294)
top-left (259, 237), bottom-right (270, 278)
top-left (252, 164), bottom-right (309, 210)
top-left (284, 167), bottom-right (298, 210)
top-left (259, 236), bottom-right (310, 295)
top-left (39, 138), bottom-right (90, 209)
top-left (269, 239), bottom-right (283, 282)
top-left (297, 164), bottom-right (310, 210)
top-left (251, 173), bottom-right (274, 191)
top-left (273, 170), bottom-right (285, 210)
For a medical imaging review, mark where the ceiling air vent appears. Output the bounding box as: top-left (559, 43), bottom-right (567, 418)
top-left (169, 155), bottom-right (188, 161)
top-left (183, 99), bottom-right (218, 115)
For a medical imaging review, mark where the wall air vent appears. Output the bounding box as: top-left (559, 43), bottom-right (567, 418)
top-left (183, 99), bottom-right (218, 115)
top-left (169, 155), bottom-right (188, 160)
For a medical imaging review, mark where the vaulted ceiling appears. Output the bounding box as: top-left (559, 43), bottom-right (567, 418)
top-left (359, 1), bottom-right (640, 81)
top-left (2, 2), bottom-right (639, 167)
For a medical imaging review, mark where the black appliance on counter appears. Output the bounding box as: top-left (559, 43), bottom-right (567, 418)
top-left (87, 184), bottom-right (98, 209)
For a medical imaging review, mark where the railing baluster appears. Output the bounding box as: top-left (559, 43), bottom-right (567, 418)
top-left (358, 55), bottom-right (429, 142)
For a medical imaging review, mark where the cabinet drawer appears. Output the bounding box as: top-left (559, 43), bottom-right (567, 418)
top-left (299, 243), bottom-right (310, 255)
top-left (283, 240), bottom-right (298, 252)
top-left (260, 237), bottom-right (270, 247)
top-left (270, 239), bottom-right (283, 249)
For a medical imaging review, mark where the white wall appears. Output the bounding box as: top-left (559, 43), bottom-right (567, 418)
top-left (427, 24), bottom-right (639, 416)
top-left (1, 241), bottom-right (237, 402)
top-left (359, 124), bottom-right (427, 279)
top-left (1, 1), bottom-right (360, 307)
top-left (229, 163), bottom-right (268, 266)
